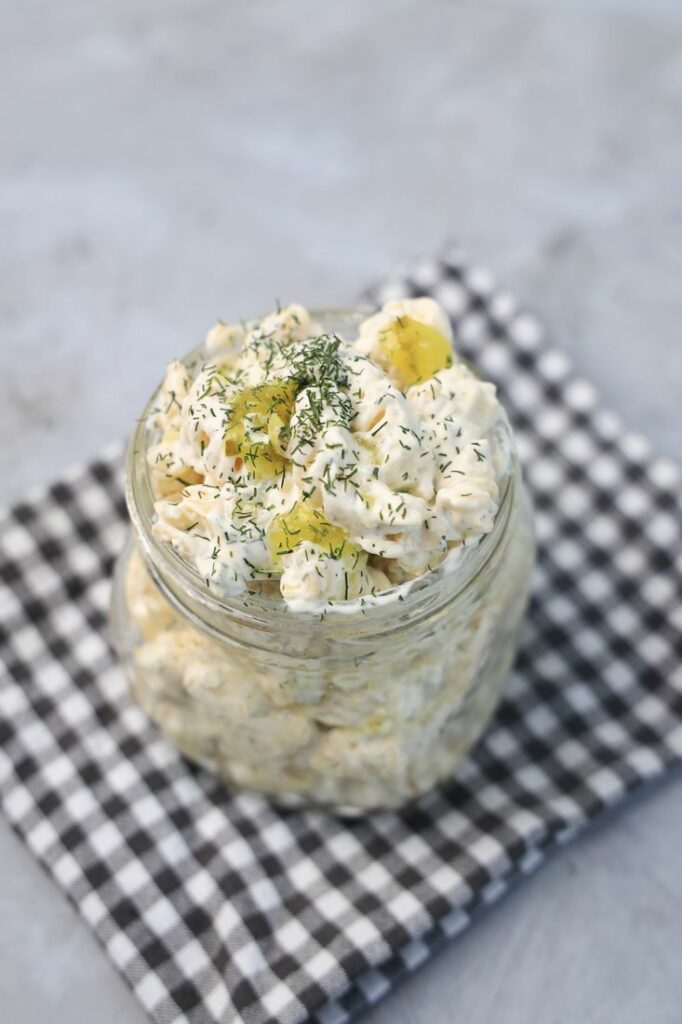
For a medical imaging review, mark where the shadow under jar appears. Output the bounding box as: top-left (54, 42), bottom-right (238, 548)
top-left (111, 310), bottom-right (535, 814)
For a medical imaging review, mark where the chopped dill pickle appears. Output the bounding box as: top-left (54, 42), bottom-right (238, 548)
top-left (267, 503), bottom-right (364, 566)
top-left (225, 380), bottom-right (297, 479)
top-left (377, 316), bottom-right (452, 390)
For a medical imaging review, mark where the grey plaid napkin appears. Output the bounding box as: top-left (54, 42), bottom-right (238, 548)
top-left (0, 251), bottom-right (681, 1024)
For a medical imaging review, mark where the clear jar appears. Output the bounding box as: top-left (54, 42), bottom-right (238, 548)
top-left (110, 311), bottom-right (535, 814)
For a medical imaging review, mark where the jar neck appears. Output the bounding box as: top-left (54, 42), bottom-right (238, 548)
top-left (128, 448), bottom-right (519, 657)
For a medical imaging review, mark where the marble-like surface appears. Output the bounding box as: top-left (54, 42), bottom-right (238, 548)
top-left (1, 1), bottom-right (681, 1021)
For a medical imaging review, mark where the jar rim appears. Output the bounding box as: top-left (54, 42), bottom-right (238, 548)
top-left (125, 308), bottom-right (517, 637)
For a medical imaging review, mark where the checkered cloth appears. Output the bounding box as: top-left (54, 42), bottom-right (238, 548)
top-left (1, 251), bottom-right (681, 1024)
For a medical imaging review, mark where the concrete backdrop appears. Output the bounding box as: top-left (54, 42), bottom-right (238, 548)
top-left (1, 2), bottom-right (681, 1022)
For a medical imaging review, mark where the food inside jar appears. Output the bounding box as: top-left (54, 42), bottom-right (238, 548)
top-left (114, 301), bottom-right (535, 810)
top-left (145, 298), bottom-right (513, 611)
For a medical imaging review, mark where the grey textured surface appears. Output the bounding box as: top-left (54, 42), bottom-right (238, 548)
top-left (1, 1), bottom-right (681, 1021)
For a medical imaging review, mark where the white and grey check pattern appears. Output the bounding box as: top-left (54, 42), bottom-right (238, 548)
top-left (1, 251), bottom-right (681, 1024)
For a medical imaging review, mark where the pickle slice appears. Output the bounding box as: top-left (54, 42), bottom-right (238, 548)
top-left (377, 316), bottom-right (452, 390)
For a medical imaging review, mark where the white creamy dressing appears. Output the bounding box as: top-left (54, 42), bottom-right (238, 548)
top-left (146, 299), bottom-right (512, 611)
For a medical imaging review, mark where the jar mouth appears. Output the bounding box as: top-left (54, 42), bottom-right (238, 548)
top-left (125, 308), bottom-right (516, 636)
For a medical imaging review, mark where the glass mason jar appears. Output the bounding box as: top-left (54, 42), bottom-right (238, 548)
top-left (110, 311), bottom-right (535, 814)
